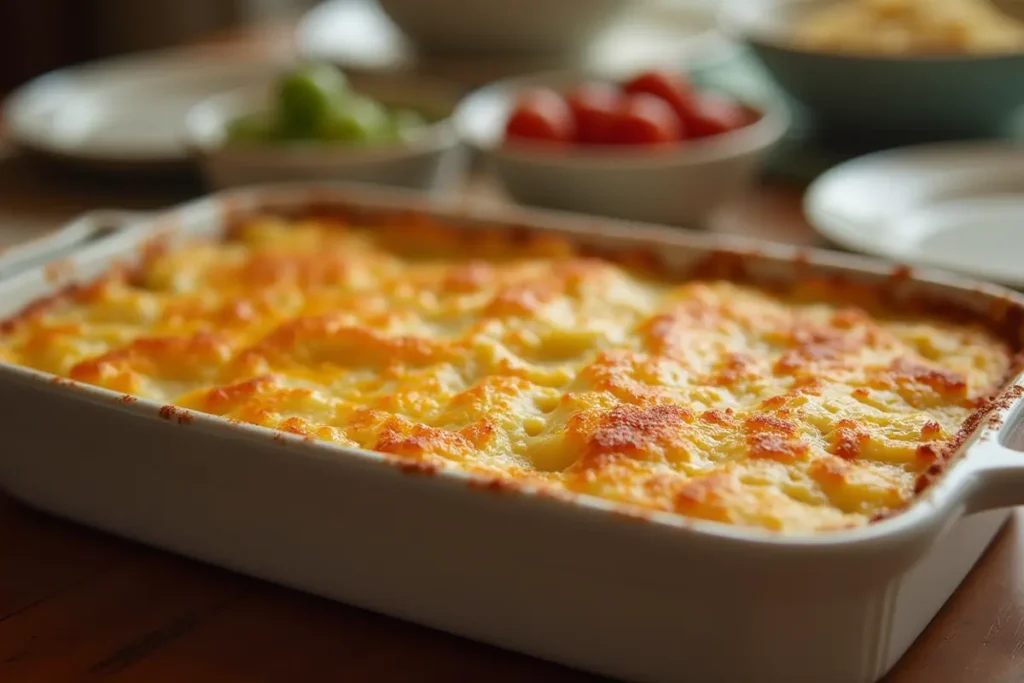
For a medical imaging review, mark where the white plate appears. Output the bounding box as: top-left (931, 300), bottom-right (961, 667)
top-left (805, 142), bottom-right (1024, 288)
top-left (4, 49), bottom-right (290, 169)
top-left (297, 0), bottom-right (739, 88)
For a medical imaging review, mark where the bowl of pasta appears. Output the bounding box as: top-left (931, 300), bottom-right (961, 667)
top-left (719, 0), bottom-right (1024, 139)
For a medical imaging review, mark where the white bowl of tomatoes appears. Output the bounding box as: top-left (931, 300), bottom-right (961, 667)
top-left (453, 68), bottom-right (791, 226)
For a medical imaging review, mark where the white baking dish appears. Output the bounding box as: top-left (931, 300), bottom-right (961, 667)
top-left (2, 183), bottom-right (1024, 683)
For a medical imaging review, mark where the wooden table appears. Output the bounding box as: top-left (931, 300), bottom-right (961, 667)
top-left (2, 32), bottom-right (1024, 683)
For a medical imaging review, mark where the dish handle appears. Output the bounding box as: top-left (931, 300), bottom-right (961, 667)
top-left (0, 209), bottom-right (148, 282)
top-left (961, 383), bottom-right (1024, 514)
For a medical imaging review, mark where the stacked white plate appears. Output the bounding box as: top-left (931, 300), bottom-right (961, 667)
top-left (806, 142), bottom-right (1024, 288)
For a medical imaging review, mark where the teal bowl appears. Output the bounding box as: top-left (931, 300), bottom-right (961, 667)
top-left (719, 0), bottom-right (1024, 141)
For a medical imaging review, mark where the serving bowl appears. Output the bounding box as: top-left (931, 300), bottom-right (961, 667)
top-left (183, 74), bottom-right (465, 193)
top-left (375, 0), bottom-right (630, 57)
top-left (719, 0), bottom-right (1024, 140)
top-left (453, 70), bottom-right (791, 226)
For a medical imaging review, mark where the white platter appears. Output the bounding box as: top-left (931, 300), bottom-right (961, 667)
top-left (4, 49), bottom-right (290, 169)
top-left (805, 142), bottom-right (1024, 288)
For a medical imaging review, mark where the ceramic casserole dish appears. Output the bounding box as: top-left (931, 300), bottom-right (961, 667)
top-left (1, 183), bottom-right (1024, 683)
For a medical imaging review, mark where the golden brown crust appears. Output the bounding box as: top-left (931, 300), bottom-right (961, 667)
top-left (0, 212), bottom-right (1018, 532)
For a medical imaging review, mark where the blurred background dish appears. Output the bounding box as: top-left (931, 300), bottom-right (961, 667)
top-left (4, 50), bottom-right (290, 170)
top-left (184, 65), bottom-right (464, 192)
top-left (297, 0), bottom-right (741, 89)
top-left (454, 68), bottom-right (790, 226)
top-left (374, 0), bottom-right (631, 57)
top-left (4, 0), bottom-right (745, 174)
top-left (719, 0), bottom-right (1024, 142)
top-left (805, 141), bottom-right (1024, 286)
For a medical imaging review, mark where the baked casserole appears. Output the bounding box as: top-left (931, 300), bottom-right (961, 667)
top-left (0, 214), bottom-right (1015, 533)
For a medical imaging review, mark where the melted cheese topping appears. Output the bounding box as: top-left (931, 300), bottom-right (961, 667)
top-left (0, 216), bottom-right (1013, 532)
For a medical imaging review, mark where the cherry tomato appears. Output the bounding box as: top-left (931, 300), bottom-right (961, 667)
top-left (504, 89), bottom-right (576, 144)
top-left (681, 94), bottom-right (751, 139)
top-left (610, 94), bottom-right (684, 146)
top-left (623, 70), bottom-right (695, 125)
top-left (566, 82), bottom-right (623, 145)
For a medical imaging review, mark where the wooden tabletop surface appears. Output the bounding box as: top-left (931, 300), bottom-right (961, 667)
top-left (2, 27), bottom-right (1024, 683)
